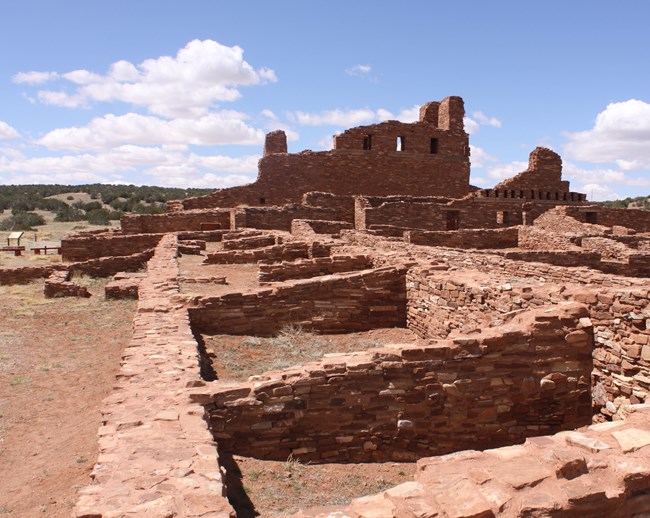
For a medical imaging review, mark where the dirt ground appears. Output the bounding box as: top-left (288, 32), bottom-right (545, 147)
top-left (0, 279), bottom-right (135, 517)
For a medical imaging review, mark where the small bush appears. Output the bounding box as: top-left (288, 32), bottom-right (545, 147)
top-left (85, 208), bottom-right (110, 225)
top-left (66, 195), bottom-right (74, 200)
top-left (83, 201), bottom-right (103, 212)
top-left (0, 211), bottom-right (46, 231)
top-left (54, 206), bottom-right (84, 222)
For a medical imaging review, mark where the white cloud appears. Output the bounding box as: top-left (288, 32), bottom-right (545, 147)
top-left (290, 108), bottom-right (379, 127)
top-left (486, 161), bottom-right (528, 180)
top-left (563, 99), bottom-right (650, 170)
top-left (469, 176), bottom-right (491, 187)
top-left (463, 117), bottom-right (480, 135)
top-left (581, 183), bottom-right (620, 202)
top-left (469, 145), bottom-right (498, 169)
top-left (0, 121), bottom-right (20, 140)
top-left (0, 144), bottom-right (259, 188)
top-left (563, 161), bottom-right (650, 188)
top-left (346, 64), bottom-right (372, 77)
top-left (37, 111), bottom-right (265, 151)
top-left (12, 71), bottom-right (59, 84)
top-left (16, 39), bottom-right (278, 118)
top-left (472, 111), bottom-right (502, 128)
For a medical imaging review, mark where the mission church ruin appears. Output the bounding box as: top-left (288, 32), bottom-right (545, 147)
top-left (4, 96), bottom-right (650, 517)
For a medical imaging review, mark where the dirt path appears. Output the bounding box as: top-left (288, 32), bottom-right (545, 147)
top-left (0, 279), bottom-right (135, 517)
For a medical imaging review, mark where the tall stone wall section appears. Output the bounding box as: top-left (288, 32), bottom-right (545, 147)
top-left (74, 234), bottom-right (233, 517)
top-left (406, 227), bottom-right (519, 248)
top-left (257, 254), bottom-right (373, 283)
top-left (188, 266), bottom-right (407, 336)
top-left (199, 304), bottom-right (592, 463)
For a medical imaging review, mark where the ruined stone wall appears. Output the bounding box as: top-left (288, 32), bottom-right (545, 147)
top-left (290, 219), bottom-right (353, 238)
top-left (74, 234), bottom-right (233, 517)
top-left (204, 241), bottom-right (315, 264)
top-left (188, 266), bottom-right (407, 336)
top-left (301, 192), bottom-right (356, 222)
top-left (501, 250), bottom-right (603, 269)
top-left (173, 97), bottom-right (471, 209)
top-left (61, 232), bottom-right (162, 261)
top-left (406, 267), bottom-right (650, 421)
top-left (231, 205), bottom-right (340, 231)
top-left (518, 225), bottom-right (582, 250)
top-left (121, 209), bottom-right (231, 234)
top-left (257, 254), bottom-right (373, 283)
top-left (201, 304), bottom-right (592, 463)
top-left (406, 227), bottom-right (519, 249)
top-left (309, 405), bottom-right (650, 518)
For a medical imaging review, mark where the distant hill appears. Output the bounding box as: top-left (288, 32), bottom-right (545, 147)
top-left (0, 183), bottom-right (214, 230)
top-left (600, 195), bottom-right (650, 210)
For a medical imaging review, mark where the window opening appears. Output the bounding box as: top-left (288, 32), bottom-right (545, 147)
top-left (586, 212), bottom-right (598, 224)
top-left (430, 138), bottom-right (439, 154)
top-left (259, 197), bottom-right (266, 205)
top-left (363, 134), bottom-right (372, 151)
top-left (396, 136), bottom-right (405, 152)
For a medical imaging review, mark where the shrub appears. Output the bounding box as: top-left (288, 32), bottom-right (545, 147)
top-left (54, 206), bottom-right (85, 222)
top-left (85, 208), bottom-right (110, 225)
top-left (0, 211), bottom-right (46, 230)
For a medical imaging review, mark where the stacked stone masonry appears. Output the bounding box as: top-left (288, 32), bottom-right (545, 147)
top-left (199, 303), bottom-right (592, 463)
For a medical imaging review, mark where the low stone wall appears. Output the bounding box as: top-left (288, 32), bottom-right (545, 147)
top-left (291, 219), bottom-right (353, 237)
top-left (197, 304), bottom-right (592, 463)
top-left (204, 241), bottom-right (329, 265)
top-left (296, 405), bottom-right (650, 518)
top-left (501, 250), bottom-right (602, 268)
top-left (74, 234), bottom-right (233, 517)
top-left (406, 266), bottom-right (650, 422)
top-left (258, 254), bottom-right (373, 283)
top-left (518, 225), bottom-right (581, 250)
top-left (121, 209), bottom-right (231, 234)
top-left (231, 205), bottom-right (339, 231)
top-left (61, 232), bottom-right (162, 261)
top-left (406, 227), bottom-right (519, 249)
top-left (44, 271), bottom-right (90, 298)
top-left (222, 234), bottom-right (278, 250)
top-left (188, 266), bottom-right (407, 336)
top-left (0, 263), bottom-right (68, 285)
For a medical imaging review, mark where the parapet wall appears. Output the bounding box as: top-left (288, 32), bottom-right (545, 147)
top-left (188, 266), bottom-right (407, 336)
top-left (199, 303), bottom-right (592, 463)
top-left (231, 205), bottom-right (341, 231)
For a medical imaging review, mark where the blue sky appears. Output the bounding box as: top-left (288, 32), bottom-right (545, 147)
top-left (0, 1), bottom-right (649, 200)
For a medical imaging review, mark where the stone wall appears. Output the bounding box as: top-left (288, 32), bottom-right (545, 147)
top-left (204, 241), bottom-right (317, 264)
top-left (406, 227), bottom-right (519, 249)
top-left (198, 304), bottom-right (592, 463)
top-left (74, 234), bottom-right (234, 517)
top-left (121, 209), bottom-right (231, 234)
top-left (61, 232), bottom-right (162, 261)
top-left (295, 405), bottom-right (650, 518)
top-left (188, 266), bottom-right (407, 336)
top-left (44, 270), bottom-right (90, 298)
top-left (258, 254), bottom-right (373, 283)
top-left (501, 250), bottom-right (603, 269)
top-left (290, 219), bottom-right (353, 238)
top-left (405, 266), bottom-right (650, 422)
top-left (518, 225), bottom-right (581, 251)
top-left (231, 205), bottom-right (340, 231)
top-left (175, 97), bottom-right (471, 209)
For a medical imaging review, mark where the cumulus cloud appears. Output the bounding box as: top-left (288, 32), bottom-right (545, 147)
top-left (289, 108), bottom-right (379, 127)
top-left (563, 99), bottom-right (650, 170)
top-left (15, 39), bottom-right (278, 118)
top-left (581, 183), bottom-right (621, 202)
top-left (472, 111), bottom-right (502, 128)
top-left (37, 111), bottom-right (265, 151)
top-left (486, 161), bottom-right (528, 181)
top-left (345, 64), bottom-right (372, 77)
top-left (563, 161), bottom-right (650, 188)
top-left (463, 117), bottom-right (480, 135)
top-left (0, 121), bottom-right (20, 140)
top-left (12, 71), bottom-right (59, 84)
top-left (469, 145), bottom-right (498, 169)
top-left (0, 144), bottom-right (259, 187)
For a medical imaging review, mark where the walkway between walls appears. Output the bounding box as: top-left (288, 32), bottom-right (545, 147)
top-left (74, 233), bottom-right (233, 517)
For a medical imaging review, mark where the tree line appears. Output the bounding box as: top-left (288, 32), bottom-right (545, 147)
top-left (0, 184), bottom-right (213, 231)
